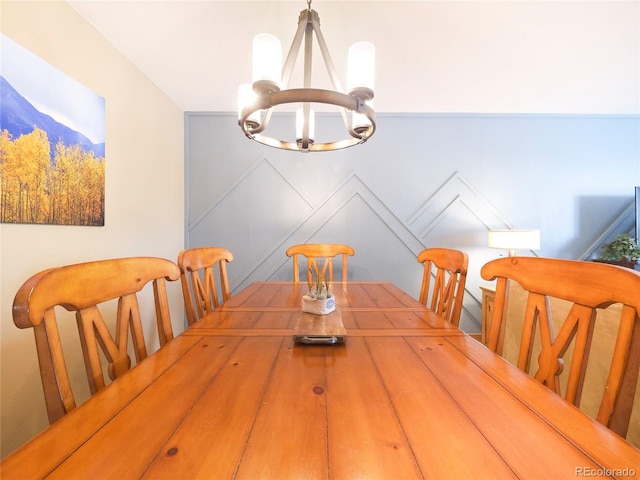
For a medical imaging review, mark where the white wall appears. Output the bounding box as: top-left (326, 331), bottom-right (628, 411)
top-left (0, 1), bottom-right (184, 458)
top-left (65, 1), bottom-right (640, 115)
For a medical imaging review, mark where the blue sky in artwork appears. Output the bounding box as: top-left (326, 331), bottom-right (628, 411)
top-left (1, 34), bottom-right (105, 144)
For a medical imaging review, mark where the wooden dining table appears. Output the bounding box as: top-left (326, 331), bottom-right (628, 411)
top-left (2, 281), bottom-right (639, 479)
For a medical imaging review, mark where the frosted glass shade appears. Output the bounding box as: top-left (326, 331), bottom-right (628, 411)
top-left (352, 110), bottom-right (372, 132)
top-left (352, 98), bottom-right (374, 133)
top-left (252, 34), bottom-right (281, 86)
top-left (347, 42), bottom-right (375, 93)
top-left (488, 229), bottom-right (540, 254)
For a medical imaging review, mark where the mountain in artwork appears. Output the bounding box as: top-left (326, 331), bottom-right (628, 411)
top-left (0, 76), bottom-right (105, 159)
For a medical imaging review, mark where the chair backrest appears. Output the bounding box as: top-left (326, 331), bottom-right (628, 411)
top-left (481, 256), bottom-right (640, 437)
top-left (12, 257), bottom-right (181, 423)
top-left (177, 247), bottom-right (234, 325)
top-left (285, 243), bottom-right (355, 284)
top-left (417, 248), bottom-right (469, 326)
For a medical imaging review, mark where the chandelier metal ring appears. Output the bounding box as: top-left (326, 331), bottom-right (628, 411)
top-left (239, 88), bottom-right (376, 152)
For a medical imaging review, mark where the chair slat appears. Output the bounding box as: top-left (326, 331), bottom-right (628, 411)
top-left (154, 277), bottom-right (174, 347)
top-left (118, 293), bottom-right (147, 363)
top-left (34, 312), bottom-right (75, 422)
top-left (600, 306), bottom-right (640, 431)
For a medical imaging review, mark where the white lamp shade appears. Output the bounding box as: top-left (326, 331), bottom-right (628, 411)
top-left (252, 33), bottom-right (281, 86)
top-left (347, 41), bottom-right (375, 93)
top-left (351, 98), bottom-right (374, 132)
top-left (352, 110), bottom-right (371, 131)
top-left (296, 108), bottom-right (315, 142)
top-left (488, 229), bottom-right (541, 251)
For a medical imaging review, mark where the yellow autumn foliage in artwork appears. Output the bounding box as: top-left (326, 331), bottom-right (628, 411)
top-left (0, 127), bottom-right (105, 225)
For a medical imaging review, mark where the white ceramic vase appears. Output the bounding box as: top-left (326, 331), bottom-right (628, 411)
top-left (301, 294), bottom-right (336, 315)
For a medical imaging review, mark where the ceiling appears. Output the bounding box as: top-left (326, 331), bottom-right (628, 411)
top-left (66, 1), bottom-right (639, 115)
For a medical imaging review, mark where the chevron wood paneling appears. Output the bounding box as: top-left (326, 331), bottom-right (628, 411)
top-left (187, 156), bottom-right (523, 332)
top-left (186, 113), bottom-right (640, 334)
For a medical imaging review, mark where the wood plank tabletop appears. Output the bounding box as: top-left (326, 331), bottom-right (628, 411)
top-left (2, 282), bottom-right (638, 479)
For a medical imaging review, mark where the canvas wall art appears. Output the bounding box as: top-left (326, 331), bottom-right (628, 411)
top-left (0, 34), bottom-right (106, 226)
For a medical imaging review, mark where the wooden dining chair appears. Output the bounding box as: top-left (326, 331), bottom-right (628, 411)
top-left (481, 256), bottom-right (640, 437)
top-left (177, 247), bottom-right (234, 325)
top-left (12, 257), bottom-right (181, 424)
top-left (285, 243), bottom-right (355, 284)
top-left (417, 248), bottom-right (469, 326)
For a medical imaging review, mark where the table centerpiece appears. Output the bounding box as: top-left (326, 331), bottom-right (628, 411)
top-left (301, 261), bottom-right (336, 315)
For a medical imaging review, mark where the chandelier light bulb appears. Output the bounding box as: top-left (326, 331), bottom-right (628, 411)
top-left (296, 107), bottom-right (315, 145)
top-left (352, 100), bottom-right (373, 135)
top-left (237, 83), bottom-right (261, 129)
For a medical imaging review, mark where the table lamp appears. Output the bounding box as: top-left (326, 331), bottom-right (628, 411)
top-left (488, 229), bottom-right (540, 257)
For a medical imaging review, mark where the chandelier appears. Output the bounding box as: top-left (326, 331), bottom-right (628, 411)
top-left (237, 0), bottom-right (376, 153)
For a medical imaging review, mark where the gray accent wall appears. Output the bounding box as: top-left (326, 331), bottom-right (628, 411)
top-left (185, 112), bottom-right (640, 333)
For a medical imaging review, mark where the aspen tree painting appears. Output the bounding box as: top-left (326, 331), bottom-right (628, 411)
top-left (0, 35), bottom-right (105, 226)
